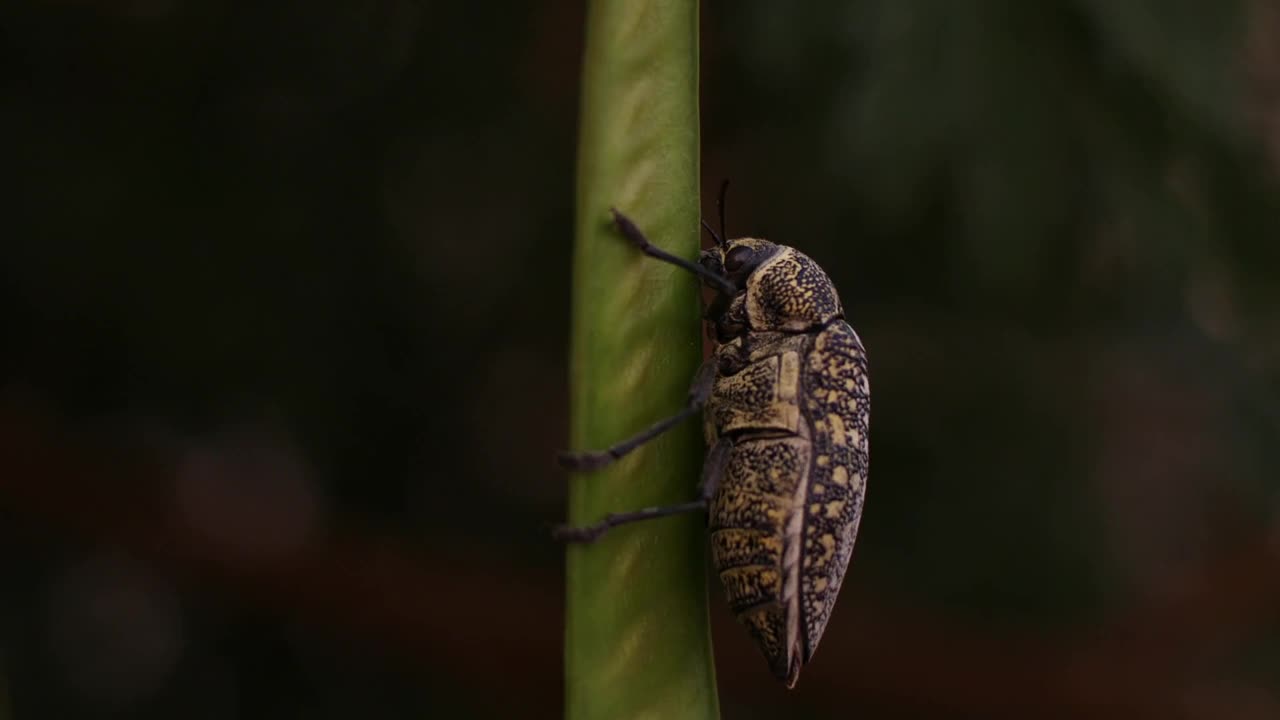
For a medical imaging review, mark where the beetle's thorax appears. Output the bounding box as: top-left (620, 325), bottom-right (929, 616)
top-left (702, 239), bottom-right (844, 342)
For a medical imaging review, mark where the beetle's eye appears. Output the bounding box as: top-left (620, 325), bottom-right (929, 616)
top-left (723, 246), bottom-right (754, 273)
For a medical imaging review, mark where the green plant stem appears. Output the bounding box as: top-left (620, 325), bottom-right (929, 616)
top-left (564, 1), bottom-right (718, 719)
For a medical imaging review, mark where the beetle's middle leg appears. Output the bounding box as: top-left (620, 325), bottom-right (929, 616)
top-left (554, 439), bottom-right (732, 543)
top-left (558, 358), bottom-right (716, 471)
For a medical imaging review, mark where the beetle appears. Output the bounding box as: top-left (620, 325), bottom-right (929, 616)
top-left (555, 185), bottom-right (869, 688)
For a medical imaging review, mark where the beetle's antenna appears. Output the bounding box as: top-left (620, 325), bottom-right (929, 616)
top-left (717, 179), bottom-right (730, 244)
top-left (700, 219), bottom-right (723, 246)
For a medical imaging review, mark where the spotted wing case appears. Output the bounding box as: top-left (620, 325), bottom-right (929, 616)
top-left (797, 319), bottom-right (869, 656)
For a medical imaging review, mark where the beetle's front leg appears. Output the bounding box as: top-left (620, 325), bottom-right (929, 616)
top-left (610, 209), bottom-right (736, 295)
top-left (557, 357), bottom-right (717, 471)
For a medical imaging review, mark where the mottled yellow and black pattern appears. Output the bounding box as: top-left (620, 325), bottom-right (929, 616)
top-left (795, 319), bottom-right (868, 657)
top-left (701, 239), bottom-right (869, 688)
top-left (746, 249), bottom-right (843, 332)
top-left (708, 333), bottom-right (806, 435)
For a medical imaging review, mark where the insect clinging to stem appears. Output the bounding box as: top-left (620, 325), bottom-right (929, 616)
top-left (556, 181), bottom-right (869, 688)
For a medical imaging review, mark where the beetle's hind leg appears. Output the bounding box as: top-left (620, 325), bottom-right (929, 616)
top-left (553, 439), bottom-right (731, 543)
top-left (557, 358), bottom-right (716, 471)
top-left (553, 500), bottom-right (706, 543)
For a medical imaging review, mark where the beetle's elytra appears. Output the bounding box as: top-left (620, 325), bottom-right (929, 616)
top-left (556, 189), bottom-right (869, 688)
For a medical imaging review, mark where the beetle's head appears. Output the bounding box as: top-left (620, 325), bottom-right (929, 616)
top-left (698, 238), bottom-right (779, 290)
top-left (700, 238), bottom-right (843, 334)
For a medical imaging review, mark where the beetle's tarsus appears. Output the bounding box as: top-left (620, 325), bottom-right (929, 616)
top-left (552, 523), bottom-right (605, 544)
top-left (556, 450), bottom-right (617, 471)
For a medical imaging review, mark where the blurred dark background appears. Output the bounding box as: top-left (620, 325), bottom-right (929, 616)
top-left (3, 1), bottom-right (1280, 718)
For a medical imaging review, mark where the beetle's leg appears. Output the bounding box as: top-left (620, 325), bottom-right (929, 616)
top-left (610, 208), bottom-right (737, 296)
top-left (698, 438), bottom-right (732, 501)
top-left (553, 439), bottom-right (732, 543)
top-left (558, 358), bottom-right (716, 471)
top-left (553, 500), bottom-right (706, 543)
top-left (552, 440), bottom-right (732, 543)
